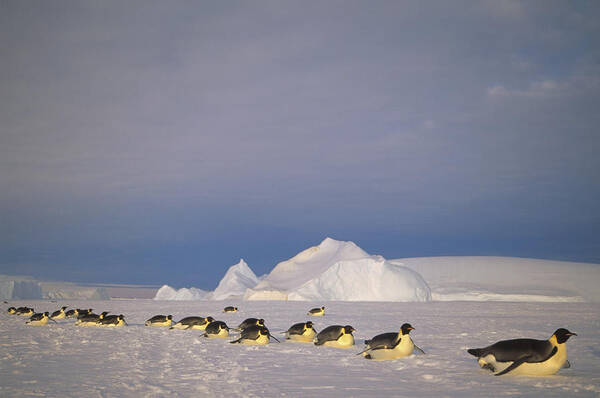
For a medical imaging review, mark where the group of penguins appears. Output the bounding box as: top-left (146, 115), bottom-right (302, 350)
top-left (8, 306), bottom-right (126, 327)
top-left (7, 304), bottom-right (577, 376)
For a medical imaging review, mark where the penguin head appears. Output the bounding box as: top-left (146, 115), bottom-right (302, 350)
top-left (306, 321), bottom-right (314, 328)
top-left (167, 315), bottom-right (172, 320)
top-left (321, 306), bottom-right (325, 310)
top-left (206, 316), bottom-right (215, 323)
top-left (554, 328), bottom-right (577, 344)
top-left (343, 325), bottom-right (355, 334)
top-left (257, 318), bottom-right (265, 326)
top-left (61, 306), bottom-right (68, 311)
top-left (43, 312), bottom-right (49, 316)
top-left (401, 323), bottom-right (415, 335)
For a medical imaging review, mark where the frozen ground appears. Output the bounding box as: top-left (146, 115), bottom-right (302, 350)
top-left (1, 300), bottom-right (599, 397)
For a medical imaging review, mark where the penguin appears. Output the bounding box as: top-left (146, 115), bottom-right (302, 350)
top-left (65, 309), bottom-right (79, 318)
top-left (76, 309), bottom-right (94, 320)
top-left (230, 325), bottom-right (280, 345)
top-left (223, 306), bottom-right (238, 313)
top-left (358, 323), bottom-right (424, 360)
top-left (285, 321), bottom-right (318, 342)
top-left (307, 306), bottom-right (325, 316)
top-left (51, 306), bottom-right (68, 319)
top-left (75, 311), bottom-right (109, 326)
top-left (170, 316), bottom-right (214, 330)
top-left (7, 307), bottom-right (16, 314)
top-left (16, 307), bottom-right (34, 316)
top-left (314, 325), bottom-right (355, 348)
top-left (26, 312), bottom-right (53, 326)
top-left (145, 315), bottom-right (173, 327)
top-left (467, 328), bottom-right (577, 376)
top-left (98, 314), bottom-right (127, 327)
top-left (234, 318), bottom-right (265, 332)
top-left (203, 321), bottom-right (230, 338)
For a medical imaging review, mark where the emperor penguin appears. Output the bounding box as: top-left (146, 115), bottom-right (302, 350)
top-left (16, 307), bottom-right (34, 316)
top-left (230, 325), bottom-right (280, 345)
top-left (467, 328), bottom-right (577, 376)
top-left (7, 307), bottom-right (16, 314)
top-left (234, 318), bottom-right (265, 332)
top-left (307, 306), bottom-right (325, 316)
top-left (358, 323), bottom-right (424, 360)
top-left (170, 316), bottom-right (214, 330)
top-left (51, 306), bottom-right (68, 319)
top-left (76, 311), bottom-right (109, 326)
top-left (26, 312), bottom-right (53, 326)
top-left (314, 325), bottom-right (356, 348)
top-left (76, 309), bottom-right (94, 320)
top-left (285, 321), bottom-right (318, 342)
top-left (223, 306), bottom-right (238, 313)
top-left (145, 315), bottom-right (173, 327)
top-left (203, 321), bottom-right (230, 338)
top-left (65, 309), bottom-right (79, 318)
top-left (98, 314), bottom-right (127, 327)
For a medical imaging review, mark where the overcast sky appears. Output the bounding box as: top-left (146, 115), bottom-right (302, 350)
top-left (2, 1), bottom-right (599, 288)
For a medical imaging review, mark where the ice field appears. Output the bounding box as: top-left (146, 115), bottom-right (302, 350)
top-left (2, 299), bottom-right (599, 397)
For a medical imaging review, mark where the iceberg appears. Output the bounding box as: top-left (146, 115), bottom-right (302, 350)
top-left (244, 237), bottom-right (431, 302)
top-left (208, 259), bottom-right (259, 301)
top-left (153, 285), bottom-right (209, 300)
top-left (0, 276), bottom-right (43, 300)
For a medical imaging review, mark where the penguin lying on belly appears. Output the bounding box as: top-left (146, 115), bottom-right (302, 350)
top-left (467, 328), bottom-right (576, 376)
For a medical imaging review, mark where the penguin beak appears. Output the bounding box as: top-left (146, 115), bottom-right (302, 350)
top-left (567, 332), bottom-right (577, 336)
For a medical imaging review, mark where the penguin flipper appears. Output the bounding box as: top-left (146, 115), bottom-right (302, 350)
top-left (230, 338), bottom-right (242, 344)
top-left (413, 344), bottom-right (426, 355)
top-left (356, 347), bottom-right (371, 356)
top-left (562, 360), bottom-right (571, 369)
top-left (495, 357), bottom-right (531, 376)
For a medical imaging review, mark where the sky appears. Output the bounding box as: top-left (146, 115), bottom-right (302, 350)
top-left (1, 1), bottom-right (599, 289)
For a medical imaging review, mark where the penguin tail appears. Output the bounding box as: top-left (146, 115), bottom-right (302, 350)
top-left (230, 338), bottom-right (242, 344)
top-left (467, 348), bottom-right (483, 357)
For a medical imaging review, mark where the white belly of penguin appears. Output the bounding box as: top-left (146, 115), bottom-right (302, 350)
top-left (367, 336), bottom-right (414, 361)
top-left (323, 333), bottom-right (355, 348)
top-left (146, 320), bottom-right (172, 327)
top-left (27, 318), bottom-right (49, 326)
top-left (287, 329), bottom-right (316, 342)
top-left (206, 328), bottom-right (229, 338)
top-left (479, 345), bottom-right (567, 376)
top-left (240, 334), bottom-right (270, 345)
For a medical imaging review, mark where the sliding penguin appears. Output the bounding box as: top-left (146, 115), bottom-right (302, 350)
top-left (314, 325), bottom-right (355, 348)
top-left (203, 321), bottom-right (230, 338)
top-left (26, 312), bottom-right (52, 326)
top-left (76, 311), bottom-right (109, 326)
top-left (285, 321), bottom-right (318, 342)
top-left (170, 316), bottom-right (214, 330)
top-left (98, 314), bottom-right (127, 327)
top-left (358, 323), bottom-right (424, 360)
top-left (15, 307), bottom-right (34, 316)
top-left (7, 307), bottom-right (16, 314)
top-left (223, 306), bottom-right (238, 313)
top-left (230, 325), bottom-right (279, 345)
top-left (307, 306), bottom-right (325, 316)
top-left (467, 328), bottom-right (577, 376)
top-left (51, 306), bottom-right (68, 319)
top-left (234, 318), bottom-right (264, 332)
top-left (145, 315), bottom-right (173, 327)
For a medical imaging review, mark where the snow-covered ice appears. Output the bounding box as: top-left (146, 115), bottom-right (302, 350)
top-left (153, 285), bottom-right (209, 300)
top-left (245, 238), bottom-right (431, 301)
top-left (396, 257), bottom-right (600, 302)
top-left (208, 259), bottom-right (260, 301)
top-left (1, 299), bottom-right (599, 397)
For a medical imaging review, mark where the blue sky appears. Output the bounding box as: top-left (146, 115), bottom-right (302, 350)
top-left (2, 1), bottom-right (599, 289)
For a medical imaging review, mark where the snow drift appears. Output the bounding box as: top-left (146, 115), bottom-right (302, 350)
top-left (244, 237), bottom-right (431, 302)
top-left (394, 256), bottom-right (600, 302)
top-left (208, 259), bottom-right (259, 301)
top-left (153, 285), bottom-right (209, 300)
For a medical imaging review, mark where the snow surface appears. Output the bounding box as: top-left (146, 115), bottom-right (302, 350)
top-left (207, 259), bottom-right (260, 301)
top-left (395, 257), bottom-right (600, 302)
top-left (244, 238), bottom-right (431, 301)
top-left (1, 299), bottom-right (599, 397)
top-left (153, 285), bottom-right (209, 300)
